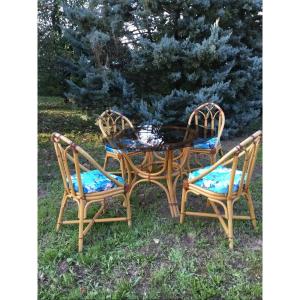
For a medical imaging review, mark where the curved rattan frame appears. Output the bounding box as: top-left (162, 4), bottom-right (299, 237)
top-left (96, 109), bottom-right (143, 178)
top-left (180, 130), bottom-right (262, 249)
top-left (120, 148), bottom-right (190, 217)
top-left (52, 132), bottom-right (131, 252)
top-left (187, 102), bottom-right (225, 168)
top-left (96, 109), bottom-right (134, 138)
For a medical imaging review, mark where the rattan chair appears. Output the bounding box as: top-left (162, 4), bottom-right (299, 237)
top-left (52, 132), bottom-right (131, 252)
top-left (96, 109), bottom-right (143, 178)
top-left (180, 130), bottom-right (262, 249)
top-left (187, 102), bottom-right (225, 169)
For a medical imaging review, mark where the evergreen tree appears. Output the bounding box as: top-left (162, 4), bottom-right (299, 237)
top-left (38, 0), bottom-right (88, 96)
top-left (62, 0), bottom-right (135, 112)
top-left (62, 0), bottom-right (262, 135)
top-left (124, 0), bottom-right (262, 135)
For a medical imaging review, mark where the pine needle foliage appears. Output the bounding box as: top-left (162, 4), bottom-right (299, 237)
top-left (62, 0), bottom-right (262, 135)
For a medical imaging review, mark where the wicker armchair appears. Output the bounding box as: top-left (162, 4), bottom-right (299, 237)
top-left (52, 133), bottom-right (131, 252)
top-left (180, 130), bottom-right (262, 249)
top-left (96, 110), bottom-right (142, 178)
top-left (187, 102), bottom-right (225, 169)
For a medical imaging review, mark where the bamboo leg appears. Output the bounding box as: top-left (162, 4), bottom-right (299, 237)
top-left (82, 202), bottom-right (106, 236)
top-left (206, 197), bottom-right (210, 208)
top-left (227, 200), bottom-right (234, 249)
top-left (147, 152), bottom-right (153, 172)
top-left (125, 157), bottom-right (133, 186)
top-left (244, 191), bottom-right (257, 229)
top-left (119, 157), bottom-right (126, 179)
top-left (180, 188), bottom-right (187, 224)
top-left (179, 149), bottom-right (184, 171)
top-left (166, 150), bottom-right (174, 217)
top-left (78, 199), bottom-right (85, 252)
top-left (173, 174), bottom-right (181, 197)
top-left (119, 158), bottom-right (128, 207)
top-left (166, 150), bottom-right (179, 217)
top-left (126, 194), bottom-right (132, 227)
top-left (209, 200), bottom-right (229, 236)
top-left (77, 201), bottom-right (81, 219)
top-left (56, 192), bottom-right (68, 231)
top-left (210, 153), bottom-right (217, 165)
top-left (186, 153), bottom-right (191, 173)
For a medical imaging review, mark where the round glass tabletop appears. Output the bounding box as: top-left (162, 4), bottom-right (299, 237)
top-left (103, 123), bottom-right (217, 152)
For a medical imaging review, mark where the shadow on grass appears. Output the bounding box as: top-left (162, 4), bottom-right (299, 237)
top-left (38, 111), bottom-right (97, 134)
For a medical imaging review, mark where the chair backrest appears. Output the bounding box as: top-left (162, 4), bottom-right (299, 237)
top-left (188, 102), bottom-right (225, 140)
top-left (51, 133), bottom-right (124, 198)
top-left (189, 130), bottom-right (262, 199)
top-left (96, 109), bottom-right (134, 138)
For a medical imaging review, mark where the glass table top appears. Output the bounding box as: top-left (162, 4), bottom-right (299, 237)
top-left (103, 123), bottom-right (217, 152)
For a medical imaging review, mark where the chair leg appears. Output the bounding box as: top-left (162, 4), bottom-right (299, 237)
top-left (205, 197), bottom-right (211, 208)
top-left (209, 199), bottom-right (229, 237)
top-left (227, 200), bottom-right (234, 249)
top-left (210, 153), bottom-right (217, 164)
top-left (56, 192), bottom-right (67, 232)
top-left (78, 200), bottom-right (85, 252)
top-left (126, 194), bottom-right (132, 227)
top-left (180, 188), bottom-right (188, 224)
top-left (186, 152), bottom-right (191, 173)
top-left (119, 158), bottom-right (128, 208)
top-left (119, 157), bottom-right (126, 179)
top-left (244, 191), bottom-right (257, 229)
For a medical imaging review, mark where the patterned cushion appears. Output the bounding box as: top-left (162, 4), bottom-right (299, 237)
top-left (70, 170), bottom-right (124, 194)
top-left (188, 165), bottom-right (243, 194)
top-left (105, 144), bottom-right (123, 154)
top-left (192, 137), bottom-right (218, 149)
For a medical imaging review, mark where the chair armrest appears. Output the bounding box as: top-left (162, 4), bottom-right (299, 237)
top-left (52, 132), bottom-right (124, 188)
top-left (189, 130), bottom-right (262, 184)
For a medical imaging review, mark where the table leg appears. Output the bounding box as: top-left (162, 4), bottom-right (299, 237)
top-left (145, 151), bottom-right (153, 172)
top-left (166, 150), bottom-right (179, 217)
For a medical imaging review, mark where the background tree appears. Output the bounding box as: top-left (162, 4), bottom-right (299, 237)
top-left (61, 0), bottom-right (136, 112)
top-left (59, 0), bottom-right (262, 135)
top-left (38, 0), bottom-right (86, 96)
top-left (38, 0), bottom-right (64, 96)
top-left (124, 0), bottom-right (262, 135)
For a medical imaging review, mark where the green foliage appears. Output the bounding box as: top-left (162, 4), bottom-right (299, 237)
top-left (125, 0), bottom-right (262, 135)
top-left (59, 0), bottom-right (261, 135)
top-left (38, 0), bottom-right (65, 96)
top-left (60, 1), bottom-right (135, 113)
top-left (38, 0), bottom-right (88, 96)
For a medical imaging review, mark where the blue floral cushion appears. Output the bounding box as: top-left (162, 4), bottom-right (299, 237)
top-left (70, 170), bottom-right (124, 194)
top-left (105, 144), bottom-right (123, 154)
top-left (188, 165), bottom-right (243, 194)
top-left (192, 137), bottom-right (218, 149)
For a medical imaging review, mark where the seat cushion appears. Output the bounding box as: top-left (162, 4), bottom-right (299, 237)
top-left (105, 144), bottom-right (123, 154)
top-left (188, 165), bottom-right (243, 194)
top-left (70, 170), bottom-right (124, 194)
top-left (192, 137), bottom-right (218, 149)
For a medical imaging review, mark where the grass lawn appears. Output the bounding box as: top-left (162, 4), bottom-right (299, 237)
top-left (38, 96), bottom-right (262, 299)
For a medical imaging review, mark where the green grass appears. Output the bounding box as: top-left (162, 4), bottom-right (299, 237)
top-left (38, 96), bottom-right (262, 299)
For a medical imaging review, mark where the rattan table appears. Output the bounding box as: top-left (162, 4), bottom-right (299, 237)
top-left (103, 124), bottom-right (217, 217)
